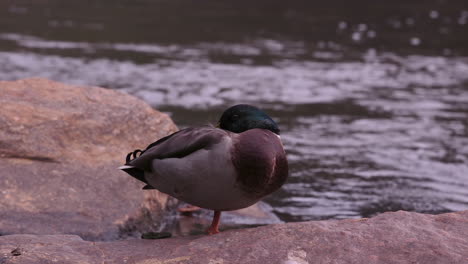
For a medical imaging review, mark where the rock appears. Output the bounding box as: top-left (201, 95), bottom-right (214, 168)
top-left (0, 78), bottom-right (178, 240)
top-left (0, 210), bottom-right (467, 264)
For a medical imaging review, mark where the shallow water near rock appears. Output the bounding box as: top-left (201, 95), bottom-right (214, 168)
top-left (0, 0), bottom-right (467, 224)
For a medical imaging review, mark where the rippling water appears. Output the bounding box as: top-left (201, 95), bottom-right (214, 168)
top-left (1, 0), bottom-right (468, 222)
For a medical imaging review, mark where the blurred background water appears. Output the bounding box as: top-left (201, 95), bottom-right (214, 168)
top-left (1, 0), bottom-right (468, 222)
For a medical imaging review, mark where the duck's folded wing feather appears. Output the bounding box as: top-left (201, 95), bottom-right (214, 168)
top-left (127, 126), bottom-right (226, 171)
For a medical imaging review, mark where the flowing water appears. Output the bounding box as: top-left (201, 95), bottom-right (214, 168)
top-left (1, 0), bottom-right (468, 222)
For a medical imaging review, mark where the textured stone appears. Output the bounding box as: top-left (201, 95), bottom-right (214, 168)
top-left (0, 78), bottom-right (178, 240)
top-left (0, 210), bottom-right (467, 264)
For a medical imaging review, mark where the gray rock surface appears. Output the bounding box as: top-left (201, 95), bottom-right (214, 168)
top-left (0, 78), bottom-right (178, 240)
top-left (0, 210), bottom-right (467, 264)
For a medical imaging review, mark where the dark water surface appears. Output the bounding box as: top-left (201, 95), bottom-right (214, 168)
top-left (1, 0), bottom-right (468, 222)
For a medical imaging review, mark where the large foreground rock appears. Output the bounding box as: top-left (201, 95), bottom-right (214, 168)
top-left (0, 210), bottom-right (467, 264)
top-left (0, 78), bottom-right (178, 240)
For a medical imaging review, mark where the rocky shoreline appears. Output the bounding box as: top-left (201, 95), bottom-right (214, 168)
top-left (1, 210), bottom-right (467, 264)
top-left (0, 78), bottom-right (467, 263)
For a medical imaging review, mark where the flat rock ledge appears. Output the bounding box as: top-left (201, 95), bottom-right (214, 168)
top-left (0, 78), bottom-right (179, 240)
top-left (1, 210), bottom-right (467, 264)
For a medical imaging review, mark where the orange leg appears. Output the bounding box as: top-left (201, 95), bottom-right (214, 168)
top-left (207, 210), bottom-right (221, 235)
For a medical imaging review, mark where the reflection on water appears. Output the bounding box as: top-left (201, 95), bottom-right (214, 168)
top-left (1, 0), bottom-right (468, 222)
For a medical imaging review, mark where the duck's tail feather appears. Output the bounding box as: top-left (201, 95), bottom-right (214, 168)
top-left (118, 165), bottom-right (148, 184)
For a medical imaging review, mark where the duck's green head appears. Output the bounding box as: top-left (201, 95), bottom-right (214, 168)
top-left (219, 104), bottom-right (280, 135)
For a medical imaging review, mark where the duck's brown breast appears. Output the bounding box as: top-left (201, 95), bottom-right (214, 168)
top-left (231, 129), bottom-right (289, 198)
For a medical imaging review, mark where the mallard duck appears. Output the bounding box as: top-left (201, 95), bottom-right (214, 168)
top-left (120, 104), bottom-right (288, 234)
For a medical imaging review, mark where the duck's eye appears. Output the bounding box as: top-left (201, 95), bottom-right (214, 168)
top-left (232, 114), bottom-right (239, 120)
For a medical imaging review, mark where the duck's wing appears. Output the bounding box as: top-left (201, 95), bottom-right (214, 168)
top-left (120, 126), bottom-right (226, 185)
